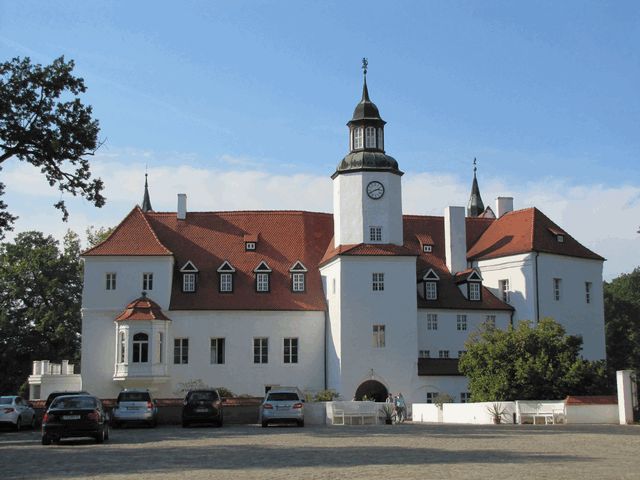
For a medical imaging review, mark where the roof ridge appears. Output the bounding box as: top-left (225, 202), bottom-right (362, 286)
top-left (82, 206), bottom-right (139, 256)
top-left (140, 209), bottom-right (173, 255)
top-left (147, 210), bottom-right (332, 217)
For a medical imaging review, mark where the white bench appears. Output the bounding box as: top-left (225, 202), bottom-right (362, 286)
top-left (328, 401), bottom-right (379, 425)
top-left (516, 401), bottom-right (565, 424)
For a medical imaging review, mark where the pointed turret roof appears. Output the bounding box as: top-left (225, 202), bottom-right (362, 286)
top-left (141, 174), bottom-right (153, 212)
top-left (467, 160), bottom-right (485, 217)
top-left (350, 76), bottom-right (384, 123)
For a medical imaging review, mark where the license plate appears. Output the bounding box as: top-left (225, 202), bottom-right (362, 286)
top-left (63, 415), bottom-right (80, 420)
top-left (127, 407), bottom-right (140, 410)
top-left (196, 408), bottom-right (208, 413)
top-left (277, 406), bottom-right (289, 410)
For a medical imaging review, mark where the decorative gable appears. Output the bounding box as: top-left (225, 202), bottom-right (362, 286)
top-left (254, 261), bottom-right (272, 273)
top-left (289, 261), bottom-right (308, 272)
top-left (217, 261), bottom-right (236, 273)
top-left (422, 268), bottom-right (440, 281)
top-left (180, 260), bottom-right (199, 272)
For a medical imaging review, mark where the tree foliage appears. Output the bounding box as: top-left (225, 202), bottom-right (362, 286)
top-left (459, 318), bottom-right (610, 401)
top-left (85, 224), bottom-right (114, 248)
top-left (0, 230), bottom-right (83, 393)
top-left (0, 56), bottom-right (105, 238)
top-left (604, 267), bottom-right (640, 373)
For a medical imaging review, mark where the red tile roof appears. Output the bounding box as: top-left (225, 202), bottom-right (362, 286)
top-left (83, 207), bottom-right (172, 256)
top-left (565, 395), bottom-right (617, 405)
top-left (467, 208), bottom-right (603, 261)
top-left (115, 295), bottom-right (172, 321)
top-left (320, 241), bottom-right (417, 266)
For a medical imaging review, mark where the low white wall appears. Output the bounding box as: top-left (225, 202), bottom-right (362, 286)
top-left (28, 374), bottom-right (83, 400)
top-left (566, 404), bottom-right (618, 424)
top-left (444, 402), bottom-right (516, 424)
top-left (305, 402), bottom-right (327, 425)
top-left (412, 404), bottom-right (440, 423)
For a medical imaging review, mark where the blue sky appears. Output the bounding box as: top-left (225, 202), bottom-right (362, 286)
top-left (1, 0), bottom-right (639, 278)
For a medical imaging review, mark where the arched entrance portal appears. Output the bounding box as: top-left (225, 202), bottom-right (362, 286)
top-left (354, 380), bottom-right (388, 402)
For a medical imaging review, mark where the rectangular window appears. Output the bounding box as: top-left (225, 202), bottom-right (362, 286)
top-left (283, 338), bottom-right (298, 363)
top-left (210, 338), bottom-right (225, 364)
top-left (423, 245), bottom-right (432, 253)
top-left (183, 273), bottom-right (196, 292)
top-left (354, 127), bottom-right (363, 149)
top-left (426, 313), bottom-right (438, 330)
top-left (554, 278), bottom-right (561, 301)
top-left (486, 315), bottom-right (496, 327)
top-left (143, 273), bottom-right (153, 291)
top-left (585, 282), bottom-right (592, 304)
top-left (173, 338), bottom-right (189, 364)
top-left (256, 273), bottom-right (270, 292)
top-left (456, 314), bottom-right (467, 331)
top-left (245, 242), bottom-right (256, 251)
top-left (106, 273), bottom-right (116, 290)
top-left (369, 226), bottom-right (382, 242)
top-left (469, 282), bottom-right (481, 301)
top-left (372, 325), bottom-right (385, 348)
top-left (438, 350), bottom-right (450, 359)
top-left (419, 350), bottom-right (430, 358)
top-left (220, 273), bottom-right (233, 292)
top-left (460, 392), bottom-right (471, 403)
top-left (425, 281), bottom-right (438, 300)
top-left (372, 272), bottom-right (384, 291)
top-left (426, 391), bottom-right (439, 404)
top-left (292, 273), bottom-right (305, 292)
top-left (499, 279), bottom-right (510, 303)
top-left (253, 337), bottom-right (268, 364)
top-left (365, 126), bottom-right (376, 148)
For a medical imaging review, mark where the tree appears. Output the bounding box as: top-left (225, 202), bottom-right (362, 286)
top-left (604, 267), bottom-right (640, 373)
top-left (0, 56), bottom-right (105, 239)
top-left (459, 317), bottom-right (611, 402)
top-left (0, 230), bottom-right (83, 393)
top-left (85, 224), bottom-right (114, 248)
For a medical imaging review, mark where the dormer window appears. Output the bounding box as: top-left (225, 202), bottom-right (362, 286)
top-left (254, 261), bottom-right (272, 293)
top-left (244, 233), bottom-right (258, 251)
top-left (423, 245), bottom-right (433, 253)
top-left (180, 261), bottom-right (199, 293)
top-left (422, 269), bottom-right (440, 300)
top-left (548, 227), bottom-right (566, 243)
top-left (245, 242), bottom-right (256, 251)
top-left (217, 261), bottom-right (236, 293)
top-left (289, 261), bottom-right (307, 293)
top-left (557, 234), bottom-right (564, 243)
top-left (365, 126), bottom-right (376, 148)
top-left (468, 282), bottom-right (481, 301)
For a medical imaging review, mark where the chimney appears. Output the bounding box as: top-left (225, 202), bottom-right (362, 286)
top-left (444, 206), bottom-right (467, 275)
top-left (496, 197), bottom-right (514, 218)
top-left (177, 194), bottom-right (187, 220)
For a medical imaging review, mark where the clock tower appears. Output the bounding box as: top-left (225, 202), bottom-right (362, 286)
top-left (332, 60), bottom-right (404, 246)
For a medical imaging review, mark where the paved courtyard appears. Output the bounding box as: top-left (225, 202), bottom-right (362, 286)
top-left (1, 423), bottom-right (639, 479)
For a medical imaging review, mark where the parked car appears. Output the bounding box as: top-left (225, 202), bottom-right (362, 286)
top-left (259, 388), bottom-right (305, 427)
top-left (41, 394), bottom-right (109, 444)
top-left (44, 391), bottom-right (91, 411)
top-left (111, 389), bottom-right (158, 427)
top-left (0, 396), bottom-right (36, 431)
top-left (182, 389), bottom-right (224, 427)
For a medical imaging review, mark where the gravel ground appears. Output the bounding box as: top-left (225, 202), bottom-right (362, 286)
top-left (1, 423), bottom-right (639, 480)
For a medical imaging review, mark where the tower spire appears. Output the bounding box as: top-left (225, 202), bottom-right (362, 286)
top-left (361, 58), bottom-right (370, 101)
top-left (141, 173), bottom-right (153, 212)
top-left (467, 158), bottom-right (485, 217)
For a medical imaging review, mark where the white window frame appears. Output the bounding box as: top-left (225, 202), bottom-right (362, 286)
top-left (365, 126), bottom-right (376, 148)
top-left (425, 281), bottom-right (438, 300)
top-left (106, 272), bottom-right (116, 291)
top-left (283, 337), bottom-right (298, 364)
top-left (220, 272), bottom-right (233, 292)
top-left (377, 127), bottom-right (384, 149)
top-left (372, 272), bottom-right (384, 291)
top-left (426, 391), bottom-right (439, 404)
top-left (369, 226), bottom-right (382, 242)
top-left (354, 127), bottom-right (363, 149)
top-left (210, 337), bottom-right (225, 364)
top-left (419, 350), bottom-right (430, 358)
top-left (132, 332), bottom-right (149, 363)
top-left (427, 313), bottom-right (438, 330)
top-left (372, 325), bottom-right (386, 348)
top-left (499, 279), bottom-right (510, 303)
top-left (585, 282), bottom-right (592, 304)
top-left (118, 331), bottom-right (126, 363)
top-left (256, 273), bottom-right (270, 292)
top-left (253, 337), bottom-right (268, 364)
top-left (245, 242), bottom-right (256, 251)
top-left (469, 282), bottom-right (481, 301)
top-left (142, 272), bottom-right (153, 291)
top-left (554, 278), bottom-right (561, 301)
top-left (456, 314), bottom-right (467, 331)
top-left (438, 350), bottom-right (450, 359)
top-left (423, 245), bottom-right (433, 253)
top-left (174, 338), bottom-right (189, 365)
top-left (486, 315), bottom-right (496, 327)
top-left (292, 273), bottom-right (305, 292)
top-left (157, 332), bottom-right (163, 363)
top-left (183, 273), bottom-right (196, 292)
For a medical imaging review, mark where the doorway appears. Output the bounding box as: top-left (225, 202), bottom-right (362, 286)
top-left (354, 380), bottom-right (388, 402)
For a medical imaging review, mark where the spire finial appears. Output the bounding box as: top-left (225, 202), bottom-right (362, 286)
top-left (473, 157), bottom-right (477, 175)
top-left (362, 57), bottom-right (368, 77)
top-left (141, 171), bottom-right (153, 212)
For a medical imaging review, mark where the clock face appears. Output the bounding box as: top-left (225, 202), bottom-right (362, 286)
top-left (366, 181), bottom-right (385, 199)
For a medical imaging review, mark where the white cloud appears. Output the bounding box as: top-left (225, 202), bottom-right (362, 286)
top-left (2, 155), bottom-right (638, 279)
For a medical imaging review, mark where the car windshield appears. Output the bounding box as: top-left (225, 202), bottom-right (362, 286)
top-left (189, 391), bottom-right (219, 402)
top-left (0, 397), bottom-right (13, 405)
top-left (51, 396), bottom-right (97, 409)
top-left (118, 392), bottom-right (150, 402)
top-left (267, 392), bottom-right (299, 401)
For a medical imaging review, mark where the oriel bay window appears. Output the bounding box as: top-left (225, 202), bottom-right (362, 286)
top-left (132, 333), bottom-right (149, 363)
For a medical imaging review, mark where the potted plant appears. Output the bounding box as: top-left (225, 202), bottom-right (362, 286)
top-left (380, 403), bottom-right (394, 424)
top-left (486, 403), bottom-right (507, 424)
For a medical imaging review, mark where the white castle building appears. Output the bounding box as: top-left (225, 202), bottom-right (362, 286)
top-left (78, 71), bottom-right (605, 404)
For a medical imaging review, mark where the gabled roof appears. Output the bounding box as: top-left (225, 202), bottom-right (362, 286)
top-left (320, 241), bottom-right (417, 266)
top-left (82, 206), bottom-right (172, 257)
top-left (467, 208), bottom-right (603, 261)
top-left (115, 295), bottom-right (171, 321)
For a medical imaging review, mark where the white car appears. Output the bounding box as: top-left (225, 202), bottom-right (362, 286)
top-left (0, 396), bottom-right (36, 431)
top-left (259, 388), bottom-right (305, 428)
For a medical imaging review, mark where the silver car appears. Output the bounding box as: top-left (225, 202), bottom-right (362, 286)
top-left (0, 395), bottom-right (36, 430)
top-left (111, 389), bottom-right (158, 427)
top-left (259, 389), bottom-right (304, 427)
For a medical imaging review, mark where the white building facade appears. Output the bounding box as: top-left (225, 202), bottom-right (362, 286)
top-left (78, 73), bottom-right (605, 405)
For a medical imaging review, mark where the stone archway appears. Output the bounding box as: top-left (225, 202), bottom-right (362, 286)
top-left (354, 380), bottom-right (388, 402)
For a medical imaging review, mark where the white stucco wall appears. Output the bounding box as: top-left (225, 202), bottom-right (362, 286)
top-left (82, 256), bottom-right (174, 311)
top-left (333, 171), bottom-right (403, 246)
top-left (565, 404), bottom-right (618, 424)
top-left (320, 260), bottom-right (342, 395)
top-left (412, 376), bottom-right (470, 404)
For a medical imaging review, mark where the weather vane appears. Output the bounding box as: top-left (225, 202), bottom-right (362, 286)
top-left (473, 157), bottom-right (477, 173)
top-left (362, 57), bottom-right (368, 76)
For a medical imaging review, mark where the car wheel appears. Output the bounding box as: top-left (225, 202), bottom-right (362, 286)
top-left (30, 414), bottom-right (36, 429)
top-left (104, 425), bottom-right (110, 441)
top-left (95, 428), bottom-right (105, 444)
top-left (112, 421), bottom-right (120, 429)
top-left (261, 421), bottom-right (268, 428)
top-left (15, 416), bottom-right (21, 431)
top-left (42, 434), bottom-right (51, 446)
top-left (150, 418), bottom-right (157, 428)
top-left (297, 420), bottom-right (304, 427)
top-left (182, 420), bottom-right (189, 428)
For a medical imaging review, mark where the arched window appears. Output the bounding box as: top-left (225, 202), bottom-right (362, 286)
top-left (118, 331), bottom-right (126, 363)
top-left (353, 127), bottom-right (363, 149)
top-left (132, 332), bottom-right (149, 363)
top-left (365, 127), bottom-right (376, 148)
top-left (157, 332), bottom-right (163, 363)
